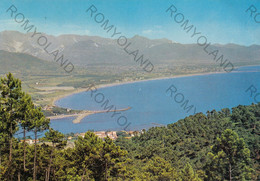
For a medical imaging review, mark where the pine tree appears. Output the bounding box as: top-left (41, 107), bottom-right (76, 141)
top-left (99, 137), bottom-right (128, 180)
top-left (0, 73), bottom-right (24, 180)
top-left (29, 107), bottom-right (50, 181)
top-left (143, 156), bottom-right (179, 181)
top-left (206, 129), bottom-right (254, 181)
top-left (180, 163), bottom-right (202, 181)
top-left (18, 92), bottom-right (34, 172)
top-left (72, 131), bottom-right (128, 180)
top-left (0, 73), bottom-right (23, 163)
top-left (42, 128), bottom-right (66, 180)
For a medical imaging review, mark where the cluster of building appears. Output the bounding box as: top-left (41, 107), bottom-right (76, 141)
top-left (20, 130), bottom-right (141, 145)
top-left (74, 131), bottom-right (118, 140)
top-left (72, 130), bottom-right (140, 140)
top-left (20, 139), bottom-right (39, 145)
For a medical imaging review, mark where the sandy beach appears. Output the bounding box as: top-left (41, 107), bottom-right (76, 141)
top-left (48, 71), bottom-right (225, 123)
top-left (48, 64), bottom-right (260, 124)
top-left (51, 71), bottom-right (226, 107)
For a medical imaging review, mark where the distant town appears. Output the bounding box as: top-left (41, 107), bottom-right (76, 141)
top-left (20, 130), bottom-right (143, 146)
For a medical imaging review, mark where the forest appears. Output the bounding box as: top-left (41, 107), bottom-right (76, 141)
top-left (0, 73), bottom-right (259, 181)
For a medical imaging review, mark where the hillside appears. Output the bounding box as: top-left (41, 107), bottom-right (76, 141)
top-left (0, 75), bottom-right (259, 180)
top-left (1, 31), bottom-right (260, 68)
top-left (115, 104), bottom-right (260, 180)
top-left (0, 50), bottom-right (64, 75)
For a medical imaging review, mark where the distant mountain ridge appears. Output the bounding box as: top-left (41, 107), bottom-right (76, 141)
top-left (1, 31), bottom-right (260, 68)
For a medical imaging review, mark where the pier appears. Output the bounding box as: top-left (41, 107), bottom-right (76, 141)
top-left (48, 107), bottom-right (131, 123)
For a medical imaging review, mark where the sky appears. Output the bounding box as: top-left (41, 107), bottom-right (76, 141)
top-left (0, 0), bottom-right (260, 45)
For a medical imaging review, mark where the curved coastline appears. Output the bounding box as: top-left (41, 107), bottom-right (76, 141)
top-left (49, 64), bottom-right (260, 128)
top-left (52, 71), bottom-right (225, 107)
top-left (51, 64), bottom-right (260, 124)
top-left (50, 72), bottom-right (225, 123)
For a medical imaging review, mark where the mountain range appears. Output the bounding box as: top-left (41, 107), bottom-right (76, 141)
top-left (1, 31), bottom-right (260, 69)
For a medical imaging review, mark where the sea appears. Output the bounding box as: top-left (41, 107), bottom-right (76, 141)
top-left (49, 65), bottom-right (260, 134)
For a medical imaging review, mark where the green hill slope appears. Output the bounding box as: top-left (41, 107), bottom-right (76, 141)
top-left (115, 104), bottom-right (260, 180)
top-left (0, 50), bottom-right (66, 75)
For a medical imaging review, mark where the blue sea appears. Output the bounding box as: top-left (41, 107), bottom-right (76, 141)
top-left (50, 65), bottom-right (260, 134)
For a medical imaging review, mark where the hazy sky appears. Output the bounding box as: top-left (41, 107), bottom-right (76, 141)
top-left (0, 0), bottom-right (260, 45)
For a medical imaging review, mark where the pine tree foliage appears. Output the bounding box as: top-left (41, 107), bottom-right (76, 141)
top-left (0, 73), bottom-right (259, 180)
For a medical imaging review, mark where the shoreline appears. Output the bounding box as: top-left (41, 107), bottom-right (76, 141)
top-left (52, 71), bottom-right (225, 107)
top-left (49, 64), bottom-right (260, 124)
top-left (52, 63), bottom-right (260, 106)
top-left (49, 71), bottom-right (225, 123)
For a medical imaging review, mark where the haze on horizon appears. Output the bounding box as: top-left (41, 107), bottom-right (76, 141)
top-left (0, 0), bottom-right (260, 46)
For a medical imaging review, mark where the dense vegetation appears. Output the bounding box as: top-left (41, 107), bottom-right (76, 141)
top-left (116, 107), bottom-right (259, 180)
top-left (0, 73), bottom-right (259, 180)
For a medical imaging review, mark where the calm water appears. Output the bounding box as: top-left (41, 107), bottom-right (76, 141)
top-left (51, 66), bottom-right (260, 134)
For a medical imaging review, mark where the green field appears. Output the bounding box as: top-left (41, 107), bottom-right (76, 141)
top-left (1, 50), bottom-right (260, 109)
